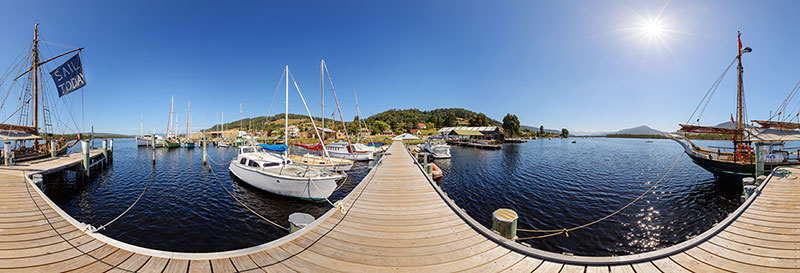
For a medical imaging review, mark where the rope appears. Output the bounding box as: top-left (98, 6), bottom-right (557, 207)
top-left (308, 177), bottom-right (347, 214)
top-left (687, 57), bottom-right (737, 125)
top-left (237, 152), bottom-right (386, 272)
top-left (205, 155), bottom-right (288, 230)
top-left (516, 152), bottom-right (684, 240)
top-left (21, 171), bottom-right (135, 272)
top-left (86, 172), bottom-right (154, 233)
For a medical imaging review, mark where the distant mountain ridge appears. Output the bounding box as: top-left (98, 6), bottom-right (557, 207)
top-left (610, 125), bottom-right (664, 135)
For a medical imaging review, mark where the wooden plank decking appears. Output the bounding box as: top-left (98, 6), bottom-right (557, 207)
top-left (0, 142), bottom-right (798, 272)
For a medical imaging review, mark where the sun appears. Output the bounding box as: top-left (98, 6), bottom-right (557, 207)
top-left (641, 20), bottom-right (665, 38)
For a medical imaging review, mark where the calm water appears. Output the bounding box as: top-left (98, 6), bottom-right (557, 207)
top-left (435, 137), bottom-right (742, 256)
top-left (46, 138), bottom-right (742, 256)
top-left (44, 139), bottom-right (371, 252)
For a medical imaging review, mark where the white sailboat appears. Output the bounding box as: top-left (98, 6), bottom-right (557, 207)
top-left (136, 114), bottom-right (149, 146)
top-left (229, 65), bottom-right (343, 200)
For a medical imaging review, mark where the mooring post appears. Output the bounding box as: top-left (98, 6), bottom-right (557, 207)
top-left (491, 208), bottom-right (518, 240)
top-left (151, 135), bottom-right (156, 166)
top-left (102, 139), bottom-right (108, 164)
top-left (754, 142), bottom-right (765, 177)
top-left (203, 135), bottom-right (207, 166)
top-left (4, 141), bottom-right (10, 166)
top-left (108, 139), bottom-right (113, 163)
top-left (81, 140), bottom-right (90, 177)
top-left (50, 141), bottom-right (56, 158)
top-left (742, 177), bottom-right (757, 202)
top-left (288, 212), bottom-right (315, 233)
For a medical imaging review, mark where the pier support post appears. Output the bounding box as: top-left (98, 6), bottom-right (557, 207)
top-left (81, 140), bottom-right (90, 178)
top-left (102, 139), bottom-right (108, 164)
top-left (492, 208), bottom-right (518, 240)
top-left (108, 139), bottom-right (113, 163)
top-left (755, 143), bottom-right (765, 177)
top-left (288, 212), bottom-right (315, 233)
top-left (4, 142), bottom-right (10, 166)
top-left (151, 135), bottom-right (156, 166)
top-left (203, 135), bottom-right (207, 166)
top-left (50, 141), bottom-right (56, 158)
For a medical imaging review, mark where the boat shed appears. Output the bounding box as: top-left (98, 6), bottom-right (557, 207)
top-left (438, 126), bottom-right (503, 139)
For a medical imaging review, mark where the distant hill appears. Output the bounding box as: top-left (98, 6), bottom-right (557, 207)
top-left (610, 125), bottom-right (664, 135)
top-left (520, 125), bottom-right (560, 134)
top-left (715, 121), bottom-right (734, 128)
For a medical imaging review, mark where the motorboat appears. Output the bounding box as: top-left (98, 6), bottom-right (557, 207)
top-left (326, 142), bottom-right (374, 161)
top-left (422, 137), bottom-right (451, 159)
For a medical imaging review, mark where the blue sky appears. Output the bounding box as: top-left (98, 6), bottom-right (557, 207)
top-left (2, 0), bottom-right (800, 135)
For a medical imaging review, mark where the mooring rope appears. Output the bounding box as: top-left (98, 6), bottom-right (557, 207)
top-left (87, 172), bottom-right (154, 233)
top-left (516, 152), bottom-right (684, 240)
top-left (238, 154), bottom-right (386, 272)
top-left (205, 155), bottom-right (288, 230)
top-left (21, 171), bottom-right (135, 272)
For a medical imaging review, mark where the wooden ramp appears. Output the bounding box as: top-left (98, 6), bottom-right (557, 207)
top-left (0, 143), bottom-right (798, 272)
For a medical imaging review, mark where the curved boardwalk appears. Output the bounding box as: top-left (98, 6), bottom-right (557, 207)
top-left (0, 143), bottom-right (798, 272)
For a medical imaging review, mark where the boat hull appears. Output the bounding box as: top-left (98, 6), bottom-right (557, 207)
top-left (228, 161), bottom-right (339, 200)
top-left (164, 141), bottom-right (181, 148)
top-left (136, 137), bottom-right (149, 146)
top-left (328, 151), bottom-right (373, 161)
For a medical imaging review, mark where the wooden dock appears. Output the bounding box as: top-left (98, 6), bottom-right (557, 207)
top-left (0, 142), bottom-right (798, 272)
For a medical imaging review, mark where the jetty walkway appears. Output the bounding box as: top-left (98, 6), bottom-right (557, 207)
top-left (0, 142), bottom-right (798, 272)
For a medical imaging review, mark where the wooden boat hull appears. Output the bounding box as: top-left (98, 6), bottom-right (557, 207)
top-left (183, 143), bottom-right (196, 148)
top-left (164, 141), bottom-right (181, 148)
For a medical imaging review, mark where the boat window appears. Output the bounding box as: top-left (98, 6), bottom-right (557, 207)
top-left (263, 162), bottom-right (280, 167)
top-left (248, 160), bottom-right (260, 168)
top-left (240, 158), bottom-right (247, 164)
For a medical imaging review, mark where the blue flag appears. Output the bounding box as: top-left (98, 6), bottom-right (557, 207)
top-left (49, 54), bottom-right (86, 97)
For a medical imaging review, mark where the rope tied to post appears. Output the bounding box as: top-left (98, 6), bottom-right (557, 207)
top-left (515, 152), bottom-right (683, 240)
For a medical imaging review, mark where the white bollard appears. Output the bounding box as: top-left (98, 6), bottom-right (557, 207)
top-left (492, 208), bottom-right (518, 239)
top-left (81, 140), bottom-right (90, 177)
top-left (742, 177), bottom-right (755, 186)
top-left (288, 212), bottom-right (315, 233)
top-left (102, 139), bottom-right (108, 164)
top-left (4, 141), bottom-right (10, 166)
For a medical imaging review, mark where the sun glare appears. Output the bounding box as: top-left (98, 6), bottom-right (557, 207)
top-left (642, 20), bottom-right (664, 38)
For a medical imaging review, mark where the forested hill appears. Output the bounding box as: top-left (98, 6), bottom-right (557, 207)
top-left (364, 108), bottom-right (501, 131)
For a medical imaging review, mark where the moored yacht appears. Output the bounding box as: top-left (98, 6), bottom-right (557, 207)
top-left (229, 145), bottom-right (343, 200)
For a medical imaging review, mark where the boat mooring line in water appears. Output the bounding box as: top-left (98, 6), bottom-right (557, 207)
top-left (205, 156), bottom-right (289, 231)
top-left (515, 152), bottom-right (685, 240)
top-left (87, 172), bottom-right (155, 233)
top-left (21, 171), bottom-right (136, 273)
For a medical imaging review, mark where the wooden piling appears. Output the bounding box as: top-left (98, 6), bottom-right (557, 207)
top-left (50, 141), bottom-right (56, 158)
top-left (81, 140), bottom-right (90, 177)
top-left (4, 141), bottom-right (10, 166)
top-left (102, 139), bottom-right (108, 164)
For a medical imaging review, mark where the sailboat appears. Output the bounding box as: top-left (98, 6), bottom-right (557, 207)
top-left (136, 115), bottom-right (150, 146)
top-left (316, 59), bottom-right (374, 161)
top-left (667, 31), bottom-right (800, 179)
top-left (183, 101), bottom-right (195, 148)
top-left (163, 96), bottom-right (181, 148)
top-left (0, 24), bottom-right (82, 162)
top-left (229, 65), bottom-right (343, 200)
top-left (217, 112), bottom-right (230, 147)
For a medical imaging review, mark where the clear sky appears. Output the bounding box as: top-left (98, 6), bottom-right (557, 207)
top-left (2, 0), bottom-right (800, 135)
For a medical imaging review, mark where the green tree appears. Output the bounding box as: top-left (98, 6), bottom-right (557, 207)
top-left (539, 125), bottom-right (545, 136)
top-left (561, 128), bottom-right (569, 138)
top-left (373, 120), bottom-right (390, 133)
top-left (469, 113), bottom-right (490, 126)
top-left (425, 122), bottom-right (435, 130)
top-left (443, 114), bottom-right (457, 127)
top-left (502, 114), bottom-right (521, 137)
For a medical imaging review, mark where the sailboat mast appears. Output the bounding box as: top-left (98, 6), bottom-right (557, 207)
top-left (186, 101), bottom-right (191, 137)
top-left (284, 65), bottom-right (289, 153)
top-left (32, 24), bottom-right (40, 132)
top-left (321, 59), bottom-right (324, 142)
top-left (140, 114), bottom-right (143, 136)
top-left (167, 95), bottom-right (174, 136)
top-left (736, 32), bottom-right (745, 141)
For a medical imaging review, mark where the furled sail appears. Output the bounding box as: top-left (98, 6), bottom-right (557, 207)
top-left (751, 120), bottom-right (800, 130)
top-left (745, 128), bottom-right (800, 142)
top-left (678, 124), bottom-right (736, 134)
